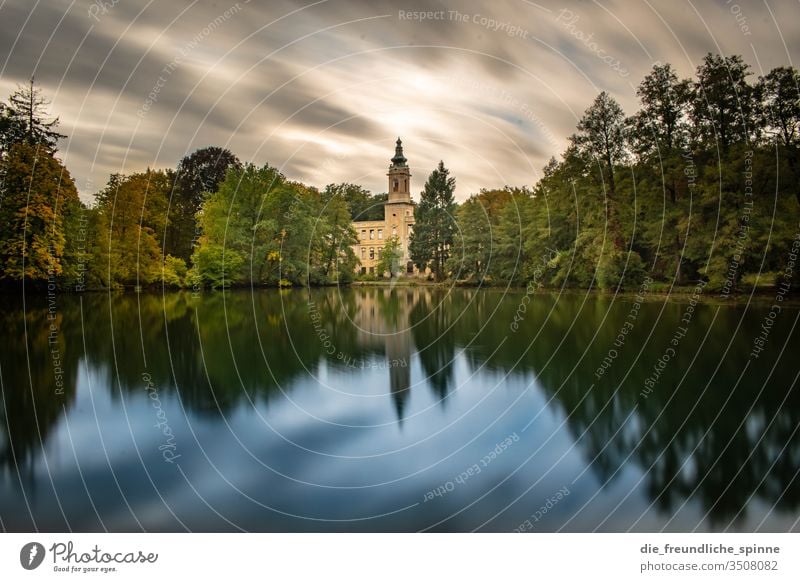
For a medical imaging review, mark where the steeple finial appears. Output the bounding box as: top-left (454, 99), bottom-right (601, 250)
top-left (391, 137), bottom-right (407, 167)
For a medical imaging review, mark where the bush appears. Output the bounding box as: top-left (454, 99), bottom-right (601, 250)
top-left (161, 255), bottom-right (188, 287)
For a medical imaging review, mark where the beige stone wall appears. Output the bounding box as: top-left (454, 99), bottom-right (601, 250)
top-left (352, 140), bottom-right (422, 277)
top-left (353, 206), bottom-right (417, 276)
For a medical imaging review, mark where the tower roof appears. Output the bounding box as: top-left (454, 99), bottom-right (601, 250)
top-left (390, 137), bottom-right (407, 167)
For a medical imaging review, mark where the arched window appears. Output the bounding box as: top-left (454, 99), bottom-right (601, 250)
top-left (393, 179), bottom-right (398, 192)
top-left (369, 248), bottom-right (375, 259)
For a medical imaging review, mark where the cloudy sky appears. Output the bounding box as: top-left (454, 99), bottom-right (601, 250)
top-left (1, 0), bottom-right (798, 203)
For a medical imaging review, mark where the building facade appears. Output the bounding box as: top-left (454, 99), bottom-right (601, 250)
top-left (353, 138), bottom-right (416, 276)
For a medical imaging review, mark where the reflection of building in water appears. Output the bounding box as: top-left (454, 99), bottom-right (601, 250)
top-left (350, 288), bottom-right (422, 420)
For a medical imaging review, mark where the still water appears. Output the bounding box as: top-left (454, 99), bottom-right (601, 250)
top-left (1, 287), bottom-right (798, 532)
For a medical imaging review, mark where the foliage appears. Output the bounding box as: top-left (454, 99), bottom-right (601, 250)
top-left (0, 143), bottom-right (80, 282)
top-left (409, 161), bottom-right (457, 281)
top-left (167, 147), bottom-right (240, 261)
top-left (0, 78), bottom-right (66, 156)
top-left (93, 170), bottom-right (172, 287)
top-left (375, 236), bottom-right (403, 277)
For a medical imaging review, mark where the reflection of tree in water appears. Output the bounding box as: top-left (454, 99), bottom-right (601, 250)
top-left (454, 292), bottom-right (800, 525)
top-left (1, 288), bottom-right (797, 525)
top-left (0, 296), bottom-right (78, 477)
top-left (78, 291), bottom-right (331, 415)
top-left (410, 290), bottom-right (457, 401)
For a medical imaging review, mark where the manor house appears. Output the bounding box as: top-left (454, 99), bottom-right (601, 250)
top-left (353, 138), bottom-right (417, 276)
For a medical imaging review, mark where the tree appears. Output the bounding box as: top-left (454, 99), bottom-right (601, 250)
top-left (758, 66), bottom-right (800, 149)
top-left (758, 66), bottom-right (800, 204)
top-left (94, 170), bottom-right (172, 286)
top-left (323, 183), bottom-right (386, 221)
top-left (691, 53), bottom-right (758, 148)
top-left (570, 92), bottom-right (629, 256)
top-left (0, 143), bottom-right (79, 282)
top-left (1, 78), bottom-right (66, 154)
top-left (317, 187), bottom-right (359, 282)
top-left (627, 64), bottom-right (693, 284)
top-left (167, 147), bottom-right (240, 260)
top-left (448, 188), bottom-right (513, 282)
top-left (409, 161), bottom-right (457, 281)
top-left (628, 63), bottom-right (692, 158)
top-left (375, 236), bottom-right (403, 277)
top-left (192, 162), bottom-right (284, 287)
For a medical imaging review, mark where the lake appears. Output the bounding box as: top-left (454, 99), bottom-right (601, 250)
top-left (1, 286), bottom-right (798, 532)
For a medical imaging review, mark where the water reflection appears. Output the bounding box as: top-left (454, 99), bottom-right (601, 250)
top-left (0, 288), bottom-right (798, 531)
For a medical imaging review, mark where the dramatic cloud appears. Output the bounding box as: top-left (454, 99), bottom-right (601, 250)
top-left (1, 0), bottom-right (797, 202)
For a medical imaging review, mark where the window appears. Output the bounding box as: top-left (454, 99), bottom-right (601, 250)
top-left (369, 267), bottom-right (374, 274)
top-left (361, 267), bottom-right (367, 275)
top-left (392, 226), bottom-right (397, 237)
top-left (392, 213), bottom-right (396, 218)
top-left (404, 179), bottom-right (407, 191)
top-left (361, 247), bottom-right (366, 259)
top-left (369, 229), bottom-right (374, 240)
top-left (378, 229), bottom-right (383, 239)
top-left (393, 179), bottom-right (398, 192)
top-left (361, 229), bottom-right (366, 239)
top-left (370, 248), bottom-right (375, 259)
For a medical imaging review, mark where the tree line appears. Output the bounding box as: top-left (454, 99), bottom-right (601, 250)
top-left (0, 81), bottom-right (384, 289)
top-left (1, 53), bottom-right (799, 292)
top-left (439, 54), bottom-right (800, 291)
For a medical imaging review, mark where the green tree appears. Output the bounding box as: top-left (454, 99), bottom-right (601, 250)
top-left (167, 147), bottom-right (240, 260)
top-left (572, 91), bottom-right (627, 199)
top-left (324, 183), bottom-right (386, 221)
top-left (448, 188), bottom-right (513, 282)
top-left (409, 161), bottom-right (457, 280)
top-left (375, 236), bottom-right (403, 277)
top-left (627, 64), bottom-right (693, 284)
top-left (192, 162), bottom-right (284, 287)
top-left (758, 66), bottom-right (800, 205)
top-left (0, 143), bottom-right (79, 282)
top-left (628, 63), bottom-right (691, 158)
top-left (93, 170), bottom-right (172, 287)
top-left (318, 186), bottom-right (359, 282)
top-left (691, 53), bottom-right (758, 148)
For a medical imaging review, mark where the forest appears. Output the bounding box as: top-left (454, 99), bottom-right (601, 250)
top-left (0, 53), bottom-right (798, 292)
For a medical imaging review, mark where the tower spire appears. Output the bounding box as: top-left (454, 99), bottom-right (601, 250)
top-left (391, 137), bottom-right (407, 167)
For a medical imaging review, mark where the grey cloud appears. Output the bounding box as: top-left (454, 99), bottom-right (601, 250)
top-left (0, 0), bottom-right (797, 202)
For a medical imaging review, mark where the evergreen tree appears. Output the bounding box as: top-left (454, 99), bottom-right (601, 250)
top-left (409, 161), bottom-right (457, 281)
top-left (1, 78), bottom-right (66, 154)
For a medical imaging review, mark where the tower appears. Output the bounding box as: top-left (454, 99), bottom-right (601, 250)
top-left (387, 138), bottom-right (411, 204)
top-left (350, 138), bottom-right (417, 277)
top-left (385, 138), bottom-right (415, 270)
